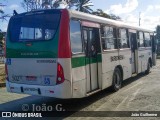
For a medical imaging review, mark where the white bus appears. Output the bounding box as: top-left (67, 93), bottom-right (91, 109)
top-left (5, 9), bottom-right (157, 98)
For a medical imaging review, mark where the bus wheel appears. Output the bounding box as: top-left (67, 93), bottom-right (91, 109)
top-left (145, 61), bottom-right (151, 74)
top-left (111, 68), bottom-right (122, 92)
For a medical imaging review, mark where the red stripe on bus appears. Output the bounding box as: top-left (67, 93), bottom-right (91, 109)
top-left (58, 9), bottom-right (71, 58)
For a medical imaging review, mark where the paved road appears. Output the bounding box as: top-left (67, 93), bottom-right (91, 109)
top-left (0, 60), bottom-right (160, 120)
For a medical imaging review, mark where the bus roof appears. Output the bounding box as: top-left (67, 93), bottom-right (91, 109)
top-left (12, 9), bottom-right (153, 33)
top-left (68, 9), bottom-right (153, 33)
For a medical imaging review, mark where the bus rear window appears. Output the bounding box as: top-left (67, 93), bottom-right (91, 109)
top-left (9, 12), bottom-right (61, 42)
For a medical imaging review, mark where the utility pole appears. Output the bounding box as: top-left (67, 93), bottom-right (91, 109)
top-left (139, 12), bottom-right (141, 26)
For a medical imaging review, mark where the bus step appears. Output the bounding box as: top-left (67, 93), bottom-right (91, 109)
top-left (86, 89), bottom-right (101, 96)
top-left (132, 73), bottom-right (137, 77)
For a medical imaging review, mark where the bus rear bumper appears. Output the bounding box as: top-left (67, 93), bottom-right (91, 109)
top-left (6, 80), bottom-right (72, 99)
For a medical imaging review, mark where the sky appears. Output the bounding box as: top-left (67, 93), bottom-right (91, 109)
top-left (0, 0), bottom-right (160, 31)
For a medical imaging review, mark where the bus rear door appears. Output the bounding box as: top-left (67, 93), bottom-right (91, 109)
top-left (129, 29), bottom-right (138, 74)
top-left (82, 22), bottom-right (100, 93)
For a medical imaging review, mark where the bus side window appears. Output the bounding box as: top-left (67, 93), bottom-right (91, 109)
top-left (101, 26), bottom-right (117, 50)
top-left (119, 28), bottom-right (130, 48)
top-left (144, 32), bottom-right (151, 47)
top-left (70, 20), bottom-right (83, 54)
top-left (138, 31), bottom-right (145, 47)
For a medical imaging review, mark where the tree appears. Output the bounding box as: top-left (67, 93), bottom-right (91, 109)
top-left (21, 0), bottom-right (121, 20)
top-left (92, 9), bottom-right (121, 20)
top-left (21, 0), bottom-right (43, 11)
top-left (0, 2), bottom-right (10, 21)
top-left (92, 9), bottom-right (111, 19)
top-left (22, 0), bottom-right (93, 13)
top-left (0, 32), bottom-right (5, 52)
top-left (0, 1), bottom-right (6, 13)
top-left (0, 10), bottom-right (4, 14)
top-left (0, 3), bottom-right (5, 14)
top-left (109, 14), bottom-right (121, 20)
top-left (0, 32), bottom-right (3, 41)
top-left (72, 0), bottom-right (93, 13)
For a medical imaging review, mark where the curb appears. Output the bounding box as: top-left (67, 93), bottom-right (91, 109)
top-left (0, 83), bottom-right (6, 87)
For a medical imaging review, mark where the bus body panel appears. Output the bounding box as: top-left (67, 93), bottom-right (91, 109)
top-left (72, 65), bottom-right (86, 98)
top-left (119, 49), bottom-right (132, 80)
top-left (138, 48), bottom-right (152, 73)
top-left (7, 58), bottom-right (57, 86)
top-left (6, 80), bottom-right (71, 98)
top-left (6, 9), bottom-right (72, 98)
top-left (5, 9), bottom-right (156, 98)
top-left (101, 51), bottom-right (119, 89)
top-left (6, 58), bottom-right (72, 98)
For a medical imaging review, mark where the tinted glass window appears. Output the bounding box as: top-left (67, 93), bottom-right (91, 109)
top-left (9, 12), bottom-right (60, 41)
top-left (144, 32), bottom-right (151, 47)
top-left (102, 26), bottom-right (117, 50)
top-left (70, 20), bottom-right (82, 53)
top-left (119, 29), bottom-right (129, 48)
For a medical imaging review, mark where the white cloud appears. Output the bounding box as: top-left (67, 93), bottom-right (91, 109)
top-left (124, 12), bottom-right (160, 30)
top-left (105, 0), bottom-right (138, 15)
top-left (125, 14), bottom-right (138, 25)
top-left (141, 15), bottom-right (160, 30)
top-left (140, 5), bottom-right (160, 30)
top-left (145, 4), bottom-right (160, 13)
top-left (9, 4), bottom-right (19, 10)
top-left (155, 5), bottom-right (160, 10)
top-left (1, 22), bottom-right (8, 32)
top-left (146, 5), bottom-right (154, 12)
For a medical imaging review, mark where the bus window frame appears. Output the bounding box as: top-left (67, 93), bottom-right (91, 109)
top-left (118, 28), bottom-right (130, 50)
top-left (137, 31), bottom-right (145, 48)
top-left (101, 24), bottom-right (118, 52)
top-left (70, 19), bottom-right (84, 55)
top-left (9, 11), bottom-right (61, 43)
top-left (144, 32), bottom-right (151, 48)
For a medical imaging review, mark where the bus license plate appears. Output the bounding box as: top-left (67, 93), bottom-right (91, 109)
top-left (23, 87), bottom-right (38, 94)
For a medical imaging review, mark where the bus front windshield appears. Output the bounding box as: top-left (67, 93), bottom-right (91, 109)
top-left (9, 11), bottom-right (61, 42)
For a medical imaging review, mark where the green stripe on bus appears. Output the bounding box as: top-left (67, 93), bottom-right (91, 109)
top-left (71, 54), bottom-right (102, 68)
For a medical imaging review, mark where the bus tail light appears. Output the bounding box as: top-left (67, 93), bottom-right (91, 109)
top-left (56, 63), bottom-right (64, 84)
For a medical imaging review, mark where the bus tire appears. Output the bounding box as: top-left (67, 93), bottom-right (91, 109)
top-left (111, 68), bottom-right (122, 92)
top-left (145, 61), bottom-right (151, 74)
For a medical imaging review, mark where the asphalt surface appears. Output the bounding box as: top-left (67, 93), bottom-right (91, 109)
top-left (0, 60), bottom-right (160, 120)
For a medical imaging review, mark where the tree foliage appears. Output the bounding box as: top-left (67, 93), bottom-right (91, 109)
top-left (0, 10), bottom-right (4, 14)
top-left (21, 0), bottom-right (121, 20)
top-left (21, 0), bottom-right (43, 11)
top-left (92, 9), bottom-right (111, 19)
top-left (92, 9), bottom-right (121, 20)
top-left (72, 0), bottom-right (93, 13)
top-left (21, 0), bottom-right (93, 13)
top-left (0, 2), bottom-right (10, 21)
top-left (0, 32), bottom-right (4, 49)
top-left (109, 14), bottom-right (121, 20)
top-left (0, 33), bottom-right (3, 41)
